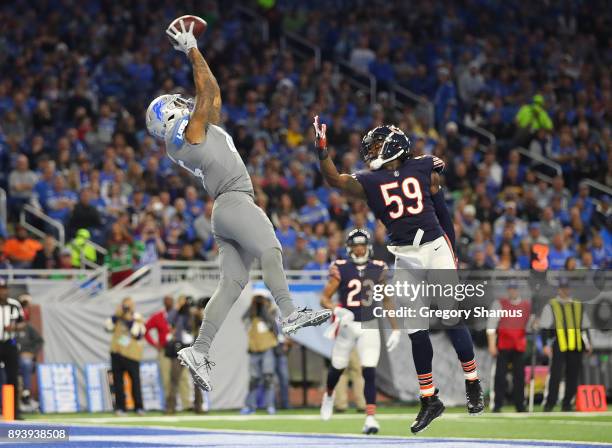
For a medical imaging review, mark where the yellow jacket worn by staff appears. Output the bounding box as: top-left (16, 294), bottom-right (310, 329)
top-left (247, 317), bottom-right (278, 353)
top-left (106, 313), bottom-right (146, 361)
top-left (550, 298), bottom-right (583, 352)
top-left (542, 297), bottom-right (590, 352)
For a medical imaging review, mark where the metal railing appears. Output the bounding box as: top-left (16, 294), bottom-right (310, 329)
top-left (56, 266), bottom-right (109, 302)
top-left (112, 260), bottom-right (330, 290)
top-left (0, 187), bottom-right (6, 233)
top-left (338, 60), bottom-right (377, 104)
top-left (280, 31), bottom-right (321, 69)
top-left (581, 179), bottom-right (612, 198)
top-left (460, 123), bottom-right (496, 146)
top-left (515, 147), bottom-right (562, 178)
top-left (235, 5), bottom-right (269, 41)
top-left (0, 266), bottom-right (108, 298)
top-left (391, 84), bottom-right (434, 129)
top-left (20, 204), bottom-right (65, 246)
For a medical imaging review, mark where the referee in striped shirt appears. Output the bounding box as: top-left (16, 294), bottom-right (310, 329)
top-left (0, 278), bottom-right (25, 419)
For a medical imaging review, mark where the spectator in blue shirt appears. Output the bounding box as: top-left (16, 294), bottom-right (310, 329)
top-left (303, 248), bottom-right (330, 272)
top-left (299, 193), bottom-right (329, 226)
top-left (275, 214), bottom-right (297, 250)
top-left (590, 233), bottom-right (609, 268)
top-left (45, 175), bottom-right (77, 223)
top-left (547, 233), bottom-right (573, 271)
top-left (433, 66), bottom-right (458, 128)
top-left (368, 49), bottom-right (395, 89)
top-left (570, 182), bottom-right (595, 223)
top-left (184, 186), bottom-right (204, 221)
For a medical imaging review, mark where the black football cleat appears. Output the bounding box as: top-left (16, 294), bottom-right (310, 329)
top-left (466, 379), bottom-right (485, 415)
top-left (410, 390), bottom-right (445, 434)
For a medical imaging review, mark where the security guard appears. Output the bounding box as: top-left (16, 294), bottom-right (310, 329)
top-left (540, 277), bottom-right (591, 411)
top-left (0, 278), bottom-right (25, 419)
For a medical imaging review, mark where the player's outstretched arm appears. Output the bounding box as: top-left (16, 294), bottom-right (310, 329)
top-left (185, 47), bottom-right (221, 144)
top-left (430, 171), bottom-right (456, 249)
top-left (313, 116), bottom-right (366, 200)
top-left (166, 19), bottom-right (221, 144)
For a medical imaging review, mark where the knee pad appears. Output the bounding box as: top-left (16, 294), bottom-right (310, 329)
top-left (263, 373), bottom-right (275, 388)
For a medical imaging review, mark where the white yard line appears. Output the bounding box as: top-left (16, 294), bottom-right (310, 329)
top-left (7, 422), bottom-right (612, 447)
top-left (31, 411), bottom-right (612, 425)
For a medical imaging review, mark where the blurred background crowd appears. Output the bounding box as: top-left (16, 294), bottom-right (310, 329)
top-left (0, 0), bottom-right (610, 283)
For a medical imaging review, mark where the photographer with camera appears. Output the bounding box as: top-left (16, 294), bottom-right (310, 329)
top-left (164, 295), bottom-right (195, 414)
top-left (105, 297), bottom-right (146, 416)
top-left (241, 290), bottom-right (279, 415)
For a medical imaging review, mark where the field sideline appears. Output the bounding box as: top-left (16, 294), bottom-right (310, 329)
top-left (24, 406), bottom-right (612, 444)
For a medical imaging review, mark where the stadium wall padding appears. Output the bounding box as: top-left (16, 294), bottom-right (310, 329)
top-left (39, 282), bottom-right (252, 411)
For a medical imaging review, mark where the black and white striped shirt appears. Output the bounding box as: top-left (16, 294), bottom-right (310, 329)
top-left (0, 298), bottom-right (24, 342)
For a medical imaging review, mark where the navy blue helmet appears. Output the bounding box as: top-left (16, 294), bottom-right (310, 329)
top-left (346, 228), bottom-right (372, 264)
top-left (360, 125), bottom-right (412, 170)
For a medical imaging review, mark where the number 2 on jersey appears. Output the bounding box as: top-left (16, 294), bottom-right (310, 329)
top-left (346, 279), bottom-right (361, 307)
top-left (380, 177), bottom-right (424, 218)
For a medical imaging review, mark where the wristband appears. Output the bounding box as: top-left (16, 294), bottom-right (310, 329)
top-left (318, 148), bottom-right (329, 160)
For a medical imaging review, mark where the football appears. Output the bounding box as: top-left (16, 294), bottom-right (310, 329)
top-left (167, 15), bottom-right (207, 40)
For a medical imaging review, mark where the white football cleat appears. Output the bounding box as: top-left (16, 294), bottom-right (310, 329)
top-left (282, 307), bottom-right (332, 335)
top-left (320, 391), bottom-right (335, 421)
top-left (363, 415), bottom-right (380, 435)
top-left (177, 347), bottom-right (214, 392)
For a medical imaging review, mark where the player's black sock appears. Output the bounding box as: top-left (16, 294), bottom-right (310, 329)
top-left (326, 366), bottom-right (344, 395)
top-left (446, 327), bottom-right (479, 380)
top-left (409, 330), bottom-right (435, 396)
top-left (362, 367), bottom-right (377, 414)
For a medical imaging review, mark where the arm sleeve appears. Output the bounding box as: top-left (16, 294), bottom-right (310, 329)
top-left (486, 300), bottom-right (502, 334)
top-left (431, 189), bottom-right (455, 249)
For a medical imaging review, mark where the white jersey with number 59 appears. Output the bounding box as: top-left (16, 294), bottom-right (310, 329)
top-left (165, 118), bottom-right (254, 198)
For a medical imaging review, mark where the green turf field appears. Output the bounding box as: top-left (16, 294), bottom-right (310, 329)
top-left (27, 407), bottom-right (612, 444)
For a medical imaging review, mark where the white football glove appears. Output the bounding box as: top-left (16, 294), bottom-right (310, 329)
top-left (386, 330), bottom-right (401, 352)
top-left (166, 19), bottom-right (198, 54)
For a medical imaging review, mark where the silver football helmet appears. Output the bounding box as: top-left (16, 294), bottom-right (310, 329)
top-left (145, 94), bottom-right (194, 139)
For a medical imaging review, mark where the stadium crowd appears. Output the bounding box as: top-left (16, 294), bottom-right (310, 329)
top-left (0, 0), bottom-right (610, 283)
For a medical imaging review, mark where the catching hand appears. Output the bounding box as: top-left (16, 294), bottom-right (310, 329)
top-left (166, 19), bottom-right (198, 54)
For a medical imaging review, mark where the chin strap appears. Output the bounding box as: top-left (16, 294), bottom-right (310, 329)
top-left (369, 149), bottom-right (405, 170)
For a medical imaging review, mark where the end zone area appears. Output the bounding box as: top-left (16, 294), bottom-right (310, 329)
top-left (9, 408), bottom-right (612, 448)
